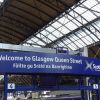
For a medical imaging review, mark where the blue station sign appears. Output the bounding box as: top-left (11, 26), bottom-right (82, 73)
top-left (0, 52), bottom-right (100, 76)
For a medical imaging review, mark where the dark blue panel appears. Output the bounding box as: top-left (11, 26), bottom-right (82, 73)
top-left (46, 96), bottom-right (81, 100)
top-left (39, 75), bottom-right (57, 86)
top-left (8, 85), bottom-right (95, 92)
top-left (0, 51), bottom-right (100, 76)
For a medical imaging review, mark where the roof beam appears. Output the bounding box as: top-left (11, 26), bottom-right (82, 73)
top-left (0, 28), bottom-right (21, 41)
top-left (17, 0), bottom-right (53, 18)
top-left (38, 0), bottom-right (61, 13)
top-left (0, 24), bottom-right (26, 39)
top-left (3, 15), bottom-right (34, 30)
top-left (0, 18), bottom-right (29, 35)
top-left (6, 8), bottom-right (41, 28)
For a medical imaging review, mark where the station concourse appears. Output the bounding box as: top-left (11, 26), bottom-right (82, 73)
top-left (0, 0), bottom-right (99, 100)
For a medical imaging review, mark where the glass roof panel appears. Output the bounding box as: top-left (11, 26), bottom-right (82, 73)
top-left (92, 4), bottom-right (100, 16)
top-left (82, 11), bottom-right (96, 21)
top-left (0, 0), bottom-right (3, 2)
top-left (31, 37), bottom-right (39, 42)
top-left (67, 15), bottom-right (73, 20)
top-left (89, 34), bottom-right (99, 41)
top-left (52, 30), bottom-right (63, 38)
top-left (41, 30), bottom-right (49, 36)
top-left (58, 16), bottom-right (69, 24)
top-left (58, 42), bottom-right (65, 47)
top-left (93, 24), bottom-right (100, 30)
top-left (64, 39), bottom-right (72, 44)
top-left (23, 0), bottom-right (100, 51)
top-left (70, 34), bottom-right (79, 40)
top-left (77, 39), bottom-right (86, 46)
top-left (81, 37), bottom-right (91, 44)
top-left (74, 41), bottom-right (83, 48)
top-left (69, 37), bottom-right (75, 41)
top-left (57, 44), bottom-right (62, 47)
top-left (74, 6), bottom-right (87, 14)
top-left (65, 21), bottom-right (78, 31)
top-left (77, 33), bottom-right (84, 38)
top-left (27, 40), bottom-right (33, 43)
top-left (67, 45), bottom-right (75, 50)
top-left (78, 30), bottom-right (87, 37)
top-left (0, 0), bottom-right (4, 5)
top-left (89, 26), bottom-right (96, 33)
top-left (83, 0), bottom-right (98, 8)
top-left (72, 19), bottom-right (82, 26)
top-left (37, 41), bottom-right (46, 45)
top-left (85, 35), bottom-right (94, 43)
top-left (83, 29), bottom-right (91, 35)
top-left (37, 34), bottom-right (45, 39)
top-left (47, 34), bottom-right (57, 41)
top-left (76, 16), bottom-right (87, 24)
top-left (96, 31), bottom-right (100, 38)
top-left (23, 43), bottom-right (31, 46)
top-left (95, 21), bottom-right (100, 27)
top-left (46, 26), bottom-right (55, 32)
top-left (52, 21), bottom-right (62, 28)
top-left (68, 43), bottom-right (77, 50)
top-left (27, 38), bottom-right (46, 46)
top-left (58, 26), bottom-right (70, 34)
top-left (42, 38), bottom-right (51, 43)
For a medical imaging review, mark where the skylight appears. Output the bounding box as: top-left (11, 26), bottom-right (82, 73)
top-left (24, 0), bottom-right (100, 51)
top-left (0, 0), bottom-right (3, 2)
top-left (0, 0), bottom-right (4, 5)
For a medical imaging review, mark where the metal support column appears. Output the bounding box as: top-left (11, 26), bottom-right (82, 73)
top-left (97, 84), bottom-right (100, 100)
top-left (82, 47), bottom-right (92, 100)
top-left (95, 78), bottom-right (99, 100)
top-left (80, 78), bottom-right (86, 100)
top-left (4, 74), bottom-right (8, 100)
top-left (81, 90), bottom-right (86, 100)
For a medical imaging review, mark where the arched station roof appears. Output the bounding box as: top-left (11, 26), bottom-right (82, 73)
top-left (23, 0), bottom-right (100, 51)
top-left (0, 0), bottom-right (100, 92)
top-left (0, 0), bottom-right (79, 44)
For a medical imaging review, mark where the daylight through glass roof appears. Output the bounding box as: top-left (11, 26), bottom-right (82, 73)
top-left (0, 0), bottom-right (4, 5)
top-left (23, 0), bottom-right (100, 51)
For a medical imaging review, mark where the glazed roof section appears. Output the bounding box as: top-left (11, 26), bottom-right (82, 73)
top-left (24, 0), bottom-right (100, 51)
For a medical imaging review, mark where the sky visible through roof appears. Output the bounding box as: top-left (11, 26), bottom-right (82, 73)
top-left (0, 0), bottom-right (3, 2)
top-left (23, 0), bottom-right (100, 51)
